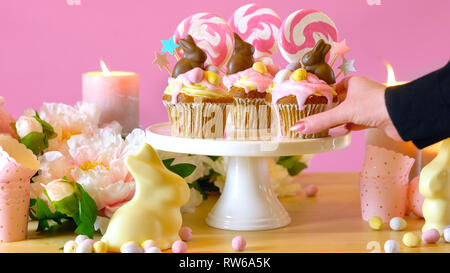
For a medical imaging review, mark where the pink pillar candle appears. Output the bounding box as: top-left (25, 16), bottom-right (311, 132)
top-left (82, 70), bottom-right (139, 134)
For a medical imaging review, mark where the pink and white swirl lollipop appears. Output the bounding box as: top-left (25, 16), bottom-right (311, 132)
top-left (278, 9), bottom-right (338, 63)
top-left (174, 13), bottom-right (234, 68)
top-left (228, 4), bottom-right (281, 60)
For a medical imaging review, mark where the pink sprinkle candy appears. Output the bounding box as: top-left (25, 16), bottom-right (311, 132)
top-left (179, 226), bottom-right (192, 242)
top-left (172, 240), bottom-right (187, 253)
top-left (305, 184), bottom-right (318, 197)
top-left (232, 236), bottom-right (246, 251)
top-left (143, 243), bottom-right (156, 252)
top-left (422, 229), bottom-right (440, 244)
top-left (84, 239), bottom-right (95, 245)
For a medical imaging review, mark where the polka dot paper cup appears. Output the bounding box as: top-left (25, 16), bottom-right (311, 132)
top-left (359, 145), bottom-right (415, 222)
top-left (0, 135), bottom-right (39, 242)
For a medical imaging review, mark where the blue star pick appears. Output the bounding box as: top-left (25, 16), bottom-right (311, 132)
top-left (161, 36), bottom-right (179, 55)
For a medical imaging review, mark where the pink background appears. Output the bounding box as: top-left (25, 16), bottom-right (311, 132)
top-left (1, 0), bottom-right (449, 172)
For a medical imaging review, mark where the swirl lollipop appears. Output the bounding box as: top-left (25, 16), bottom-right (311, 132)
top-left (228, 4), bottom-right (281, 60)
top-left (174, 13), bottom-right (235, 68)
top-left (278, 9), bottom-right (338, 63)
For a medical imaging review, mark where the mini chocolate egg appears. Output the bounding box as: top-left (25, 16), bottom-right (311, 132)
top-left (259, 57), bottom-right (274, 65)
top-left (179, 226), bottom-right (193, 242)
top-left (286, 62), bottom-right (302, 71)
top-left (186, 67), bottom-right (204, 83)
top-left (252, 62), bottom-right (268, 74)
top-left (76, 240), bottom-right (93, 253)
top-left (145, 246), bottom-right (162, 253)
top-left (389, 217), bottom-right (407, 231)
top-left (142, 240), bottom-right (156, 250)
top-left (443, 228), bottom-right (450, 243)
top-left (172, 240), bottom-right (187, 253)
top-left (402, 232), bottom-right (421, 247)
top-left (232, 236), bottom-right (246, 251)
top-left (63, 240), bottom-right (78, 253)
top-left (206, 65), bottom-right (220, 74)
top-left (93, 241), bottom-right (107, 253)
top-left (368, 216), bottom-right (384, 230)
top-left (75, 234), bottom-right (89, 244)
top-left (121, 244), bottom-right (144, 253)
top-left (305, 184), bottom-right (318, 197)
top-left (422, 229), bottom-right (440, 244)
top-left (273, 69), bottom-right (292, 85)
top-left (204, 71), bottom-right (220, 86)
top-left (384, 240), bottom-right (400, 253)
top-left (292, 68), bottom-right (308, 81)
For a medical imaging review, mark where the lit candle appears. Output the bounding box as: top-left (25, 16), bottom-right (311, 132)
top-left (365, 63), bottom-right (420, 179)
top-left (82, 60), bottom-right (139, 134)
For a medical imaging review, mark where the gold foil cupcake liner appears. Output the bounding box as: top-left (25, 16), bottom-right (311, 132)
top-left (228, 98), bottom-right (272, 140)
top-left (163, 102), bottom-right (229, 139)
top-left (275, 103), bottom-right (328, 139)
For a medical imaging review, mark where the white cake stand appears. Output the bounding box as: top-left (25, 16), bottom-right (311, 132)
top-left (146, 123), bottom-right (351, 231)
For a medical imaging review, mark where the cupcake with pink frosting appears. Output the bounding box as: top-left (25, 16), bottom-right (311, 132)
top-left (224, 34), bottom-right (274, 140)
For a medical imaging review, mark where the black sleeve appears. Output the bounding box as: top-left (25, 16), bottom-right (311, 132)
top-left (384, 61), bottom-right (450, 149)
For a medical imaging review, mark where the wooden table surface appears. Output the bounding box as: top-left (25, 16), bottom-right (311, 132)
top-left (1, 172), bottom-right (449, 253)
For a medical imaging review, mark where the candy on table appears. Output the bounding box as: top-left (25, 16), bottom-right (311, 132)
top-left (93, 241), bottom-right (108, 253)
top-left (142, 239), bottom-right (156, 250)
top-left (389, 217), bottom-right (407, 231)
top-left (278, 9), bottom-right (338, 64)
top-left (407, 176), bottom-right (424, 218)
top-left (121, 243), bottom-right (144, 253)
top-left (384, 240), bottom-right (400, 253)
top-left (63, 240), bottom-right (78, 253)
top-left (179, 226), bottom-right (192, 242)
top-left (101, 144), bottom-right (190, 252)
top-left (172, 240), bottom-right (187, 253)
top-left (232, 236), bottom-right (246, 251)
top-left (402, 232), bottom-right (421, 248)
top-left (174, 12), bottom-right (234, 69)
top-left (146, 246), bottom-right (162, 253)
top-left (305, 184), bottom-right (318, 197)
top-left (359, 145), bottom-right (415, 222)
top-left (76, 240), bottom-right (93, 253)
top-left (420, 138), bottom-right (450, 233)
top-left (0, 135), bottom-right (40, 243)
top-left (443, 226), bottom-right (450, 243)
top-left (422, 229), bottom-right (440, 244)
top-left (368, 216), bottom-right (384, 230)
top-left (228, 3), bottom-right (281, 60)
top-left (75, 234), bottom-right (89, 244)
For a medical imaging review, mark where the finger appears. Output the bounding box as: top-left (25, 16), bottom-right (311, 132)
top-left (335, 76), bottom-right (352, 102)
top-left (290, 104), bottom-right (350, 134)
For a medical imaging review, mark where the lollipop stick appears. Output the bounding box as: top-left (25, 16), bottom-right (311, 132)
top-left (330, 55), bottom-right (338, 68)
top-left (335, 70), bottom-right (343, 79)
top-left (164, 65), bottom-right (172, 75)
top-left (174, 49), bottom-right (181, 61)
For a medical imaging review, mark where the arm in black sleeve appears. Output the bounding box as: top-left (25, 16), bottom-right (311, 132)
top-left (384, 61), bottom-right (450, 149)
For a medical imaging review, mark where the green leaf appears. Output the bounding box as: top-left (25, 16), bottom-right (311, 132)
top-left (73, 184), bottom-right (98, 238)
top-left (162, 158), bottom-right (196, 178)
top-left (276, 156), bottom-right (308, 176)
top-left (20, 132), bottom-right (48, 155)
top-left (34, 198), bottom-right (68, 231)
top-left (188, 181), bottom-right (208, 200)
top-left (51, 194), bottom-right (79, 217)
top-left (207, 156), bottom-right (220, 161)
top-left (34, 112), bottom-right (57, 140)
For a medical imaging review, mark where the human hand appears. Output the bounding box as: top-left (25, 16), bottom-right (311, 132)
top-left (290, 76), bottom-right (403, 141)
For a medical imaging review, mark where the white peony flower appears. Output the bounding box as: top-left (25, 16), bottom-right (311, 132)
top-left (41, 179), bottom-right (76, 202)
top-left (181, 188), bottom-right (203, 214)
top-left (15, 116), bottom-right (43, 138)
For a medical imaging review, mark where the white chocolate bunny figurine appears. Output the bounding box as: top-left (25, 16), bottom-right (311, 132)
top-left (420, 138), bottom-right (450, 233)
top-left (101, 144), bottom-right (190, 251)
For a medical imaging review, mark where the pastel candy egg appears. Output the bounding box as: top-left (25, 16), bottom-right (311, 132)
top-left (443, 228), bottom-right (450, 243)
top-left (266, 63), bottom-right (280, 76)
top-left (402, 232), bottom-right (421, 247)
top-left (75, 234), bottom-right (89, 244)
top-left (286, 62), bottom-right (302, 71)
top-left (305, 184), bottom-right (318, 197)
top-left (121, 244), bottom-right (144, 253)
top-left (232, 236), bottom-right (246, 251)
top-left (204, 71), bottom-right (220, 86)
top-left (273, 69), bottom-right (292, 85)
top-left (292, 68), bottom-right (308, 81)
top-left (368, 216), bottom-right (384, 230)
top-left (187, 67), bottom-right (204, 83)
top-left (145, 246), bottom-right (162, 253)
top-left (259, 57), bottom-right (274, 65)
top-left (172, 240), bottom-right (187, 253)
top-left (407, 176), bottom-right (424, 218)
top-left (63, 240), bottom-right (78, 253)
top-left (389, 217), bottom-right (407, 231)
top-left (252, 62), bottom-right (268, 74)
top-left (93, 241), bottom-right (107, 253)
top-left (422, 229), bottom-right (440, 244)
top-left (76, 240), bottom-right (93, 253)
top-left (84, 239), bottom-right (95, 245)
top-left (206, 65), bottom-right (220, 74)
top-left (142, 240), bottom-right (156, 250)
top-left (179, 226), bottom-right (193, 242)
top-left (384, 240), bottom-right (400, 253)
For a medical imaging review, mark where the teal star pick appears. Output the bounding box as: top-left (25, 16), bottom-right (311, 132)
top-left (338, 58), bottom-right (356, 76)
top-left (161, 36), bottom-right (179, 55)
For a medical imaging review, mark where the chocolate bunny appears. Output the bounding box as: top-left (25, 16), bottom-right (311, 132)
top-left (301, 39), bottom-right (336, 84)
top-left (227, 33), bottom-right (255, 75)
top-left (172, 35), bottom-right (207, 78)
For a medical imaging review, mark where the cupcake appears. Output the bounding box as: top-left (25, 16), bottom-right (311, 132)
top-left (223, 33), bottom-right (274, 140)
top-left (268, 40), bottom-right (338, 139)
top-left (163, 35), bottom-right (233, 139)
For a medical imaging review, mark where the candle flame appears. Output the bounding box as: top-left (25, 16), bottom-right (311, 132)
top-left (100, 60), bottom-right (111, 76)
top-left (386, 63), bottom-right (397, 87)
